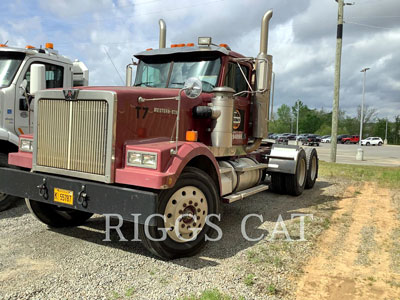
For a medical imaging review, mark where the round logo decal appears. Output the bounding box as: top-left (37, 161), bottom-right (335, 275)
top-left (233, 109), bottom-right (241, 130)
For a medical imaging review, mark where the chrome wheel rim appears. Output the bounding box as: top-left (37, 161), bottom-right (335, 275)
top-left (164, 186), bottom-right (208, 243)
top-left (297, 158), bottom-right (306, 186)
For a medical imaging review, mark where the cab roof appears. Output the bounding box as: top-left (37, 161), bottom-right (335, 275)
top-left (134, 45), bottom-right (246, 60)
top-left (0, 46), bottom-right (72, 64)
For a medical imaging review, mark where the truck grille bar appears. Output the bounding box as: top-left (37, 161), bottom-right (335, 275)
top-left (37, 99), bottom-right (109, 176)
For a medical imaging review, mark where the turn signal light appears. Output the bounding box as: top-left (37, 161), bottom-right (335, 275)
top-left (186, 130), bottom-right (198, 142)
top-left (45, 42), bottom-right (53, 49)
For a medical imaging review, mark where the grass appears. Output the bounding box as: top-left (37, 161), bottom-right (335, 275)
top-left (179, 289), bottom-right (232, 300)
top-left (125, 287), bottom-right (135, 297)
top-left (244, 273), bottom-right (256, 286)
top-left (266, 284), bottom-right (277, 295)
top-left (319, 161), bottom-right (400, 188)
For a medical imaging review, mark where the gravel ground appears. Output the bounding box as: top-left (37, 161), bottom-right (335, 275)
top-left (0, 177), bottom-right (350, 300)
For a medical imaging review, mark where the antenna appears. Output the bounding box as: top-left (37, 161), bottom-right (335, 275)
top-left (103, 47), bottom-right (124, 85)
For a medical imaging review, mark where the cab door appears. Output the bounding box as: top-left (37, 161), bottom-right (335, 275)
top-left (223, 61), bottom-right (252, 145)
top-left (14, 59), bottom-right (65, 134)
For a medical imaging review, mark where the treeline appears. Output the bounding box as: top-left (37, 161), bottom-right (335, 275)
top-left (269, 101), bottom-right (400, 145)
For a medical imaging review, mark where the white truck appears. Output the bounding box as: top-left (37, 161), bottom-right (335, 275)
top-left (0, 42), bottom-right (89, 210)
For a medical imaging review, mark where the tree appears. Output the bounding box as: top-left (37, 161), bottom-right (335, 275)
top-left (271, 104), bottom-right (292, 133)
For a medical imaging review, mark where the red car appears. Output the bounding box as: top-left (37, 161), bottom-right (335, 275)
top-left (341, 135), bottom-right (359, 144)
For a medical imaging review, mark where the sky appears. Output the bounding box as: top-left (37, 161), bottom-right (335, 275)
top-left (0, 0), bottom-right (399, 120)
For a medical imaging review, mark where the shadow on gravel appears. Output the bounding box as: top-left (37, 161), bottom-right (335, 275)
top-left (47, 180), bottom-right (339, 269)
top-left (0, 197), bottom-right (28, 219)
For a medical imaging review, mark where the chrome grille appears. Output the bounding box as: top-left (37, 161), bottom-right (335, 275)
top-left (37, 99), bottom-right (109, 175)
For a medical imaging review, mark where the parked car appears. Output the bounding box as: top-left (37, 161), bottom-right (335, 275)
top-left (337, 134), bottom-right (350, 143)
top-left (300, 134), bottom-right (321, 146)
top-left (276, 134), bottom-right (289, 145)
top-left (361, 137), bottom-right (383, 146)
top-left (296, 134), bottom-right (310, 141)
top-left (341, 135), bottom-right (359, 144)
top-left (321, 136), bottom-right (331, 143)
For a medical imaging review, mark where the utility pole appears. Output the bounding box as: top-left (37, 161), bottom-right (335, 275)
top-left (296, 100), bottom-right (300, 145)
top-left (384, 118), bottom-right (388, 144)
top-left (359, 68), bottom-right (369, 146)
top-left (296, 100), bottom-right (300, 136)
top-left (330, 0), bottom-right (353, 162)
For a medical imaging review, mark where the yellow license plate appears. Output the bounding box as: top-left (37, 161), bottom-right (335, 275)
top-left (54, 188), bottom-right (74, 205)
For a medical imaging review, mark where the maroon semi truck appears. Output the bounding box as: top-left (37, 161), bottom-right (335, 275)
top-left (0, 11), bottom-right (319, 259)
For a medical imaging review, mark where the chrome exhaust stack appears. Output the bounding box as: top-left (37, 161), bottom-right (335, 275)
top-left (253, 10), bottom-right (273, 139)
top-left (159, 19), bottom-right (166, 48)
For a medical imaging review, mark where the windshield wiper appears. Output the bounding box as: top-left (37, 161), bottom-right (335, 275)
top-left (134, 82), bottom-right (153, 87)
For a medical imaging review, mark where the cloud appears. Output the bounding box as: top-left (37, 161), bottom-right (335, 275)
top-left (0, 0), bottom-right (398, 119)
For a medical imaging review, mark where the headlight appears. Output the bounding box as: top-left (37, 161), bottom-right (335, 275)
top-left (20, 139), bottom-right (33, 152)
top-left (127, 151), bottom-right (157, 169)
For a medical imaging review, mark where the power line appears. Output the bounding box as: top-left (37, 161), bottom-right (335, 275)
top-left (347, 15), bottom-right (400, 18)
top-left (344, 20), bottom-right (396, 29)
top-left (103, 47), bottom-right (125, 85)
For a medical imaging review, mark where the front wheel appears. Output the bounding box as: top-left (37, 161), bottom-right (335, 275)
top-left (139, 167), bottom-right (219, 259)
top-left (366, 142), bottom-right (370, 146)
top-left (378, 142), bottom-right (383, 146)
top-left (0, 153), bottom-right (17, 211)
top-left (26, 199), bottom-right (93, 227)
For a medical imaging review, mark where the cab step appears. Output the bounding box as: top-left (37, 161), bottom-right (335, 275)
top-left (223, 184), bottom-right (269, 204)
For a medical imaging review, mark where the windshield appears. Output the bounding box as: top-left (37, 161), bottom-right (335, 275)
top-left (134, 58), bottom-right (221, 92)
top-left (0, 52), bottom-right (25, 88)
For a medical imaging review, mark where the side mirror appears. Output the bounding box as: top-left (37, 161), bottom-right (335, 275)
top-left (30, 64), bottom-right (46, 95)
top-left (19, 79), bottom-right (28, 93)
top-left (183, 77), bottom-right (202, 99)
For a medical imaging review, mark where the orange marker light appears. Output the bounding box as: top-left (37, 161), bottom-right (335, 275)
top-left (0, 44), bottom-right (8, 47)
top-left (186, 130), bottom-right (198, 142)
top-left (45, 42), bottom-right (53, 49)
top-left (186, 43), bottom-right (194, 47)
top-left (219, 43), bottom-right (229, 48)
top-left (146, 48), bottom-right (153, 51)
top-left (177, 43), bottom-right (185, 47)
top-left (171, 44), bottom-right (177, 48)
top-left (25, 45), bottom-right (35, 49)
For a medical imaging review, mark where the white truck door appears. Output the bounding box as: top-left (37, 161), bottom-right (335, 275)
top-left (14, 59), bottom-right (66, 134)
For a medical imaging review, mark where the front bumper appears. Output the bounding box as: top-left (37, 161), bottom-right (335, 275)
top-left (0, 167), bottom-right (158, 225)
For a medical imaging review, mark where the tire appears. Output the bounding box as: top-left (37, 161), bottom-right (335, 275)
top-left (26, 199), bottom-right (93, 227)
top-left (316, 143), bottom-right (319, 147)
top-left (0, 153), bottom-right (17, 211)
top-left (270, 173), bottom-right (286, 194)
top-left (345, 140), bottom-right (350, 144)
top-left (304, 148), bottom-right (318, 189)
top-left (366, 142), bottom-right (370, 146)
top-left (139, 167), bottom-right (219, 259)
top-left (285, 149), bottom-right (307, 196)
top-left (378, 142), bottom-right (382, 146)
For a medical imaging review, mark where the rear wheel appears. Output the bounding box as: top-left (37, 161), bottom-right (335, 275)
top-left (285, 149), bottom-right (307, 196)
top-left (139, 167), bottom-right (219, 259)
top-left (26, 199), bottom-right (93, 227)
top-left (378, 142), bottom-right (383, 146)
top-left (304, 148), bottom-right (318, 189)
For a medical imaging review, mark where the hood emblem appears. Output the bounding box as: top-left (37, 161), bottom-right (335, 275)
top-left (63, 89), bottom-right (79, 101)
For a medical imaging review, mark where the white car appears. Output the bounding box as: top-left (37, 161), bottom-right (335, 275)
top-left (321, 136), bottom-right (331, 143)
top-left (361, 137), bottom-right (383, 146)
